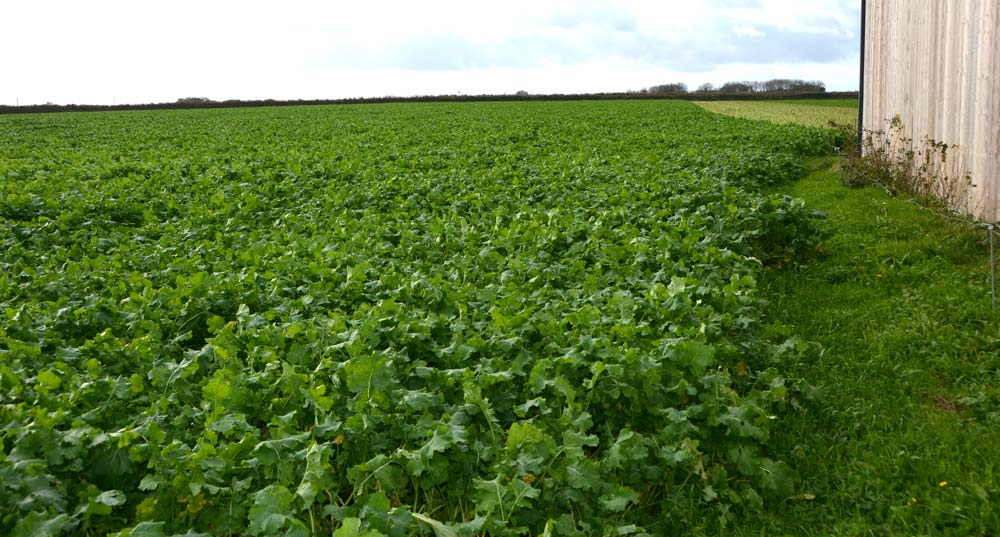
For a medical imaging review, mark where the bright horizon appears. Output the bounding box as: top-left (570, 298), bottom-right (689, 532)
top-left (1, 0), bottom-right (861, 106)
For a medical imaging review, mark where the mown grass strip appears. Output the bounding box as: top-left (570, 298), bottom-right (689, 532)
top-left (737, 158), bottom-right (1000, 536)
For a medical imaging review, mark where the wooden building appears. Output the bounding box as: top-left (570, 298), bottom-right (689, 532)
top-left (861, 0), bottom-right (1000, 221)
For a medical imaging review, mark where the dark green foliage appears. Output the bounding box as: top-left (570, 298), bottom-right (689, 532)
top-left (0, 101), bottom-right (832, 535)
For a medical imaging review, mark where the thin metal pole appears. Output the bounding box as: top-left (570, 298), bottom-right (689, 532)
top-left (990, 224), bottom-right (996, 313)
top-left (857, 0), bottom-right (866, 155)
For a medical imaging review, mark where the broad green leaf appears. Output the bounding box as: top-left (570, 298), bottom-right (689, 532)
top-left (248, 484), bottom-right (306, 536)
top-left (565, 459), bottom-right (602, 491)
top-left (12, 512), bottom-right (70, 537)
top-left (599, 486), bottom-right (639, 512)
top-left (296, 441), bottom-right (333, 507)
top-left (757, 458), bottom-right (797, 497)
top-left (333, 517), bottom-right (385, 537)
top-left (411, 512), bottom-right (458, 537)
top-left (672, 340), bottom-right (715, 377)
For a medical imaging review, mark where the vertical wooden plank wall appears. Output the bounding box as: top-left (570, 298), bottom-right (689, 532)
top-left (862, 0), bottom-right (1000, 221)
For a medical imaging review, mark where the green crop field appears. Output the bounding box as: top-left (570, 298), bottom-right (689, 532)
top-left (695, 100), bottom-right (858, 129)
top-left (0, 101), bottom-right (842, 535)
top-left (5, 99), bottom-right (999, 537)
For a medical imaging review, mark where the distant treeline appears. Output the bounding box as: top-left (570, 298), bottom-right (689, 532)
top-left (643, 79), bottom-right (830, 95)
top-left (0, 87), bottom-right (857, 115)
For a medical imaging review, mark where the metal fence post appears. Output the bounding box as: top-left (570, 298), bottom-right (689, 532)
top-left (989, 224), bottom-right (996, 313)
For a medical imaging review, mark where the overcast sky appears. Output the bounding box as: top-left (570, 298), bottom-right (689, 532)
top-left (0, 0), bottom-right (861, 106)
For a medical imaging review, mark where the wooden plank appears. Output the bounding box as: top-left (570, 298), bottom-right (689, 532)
top-left (963, 0), bottom-right (976, 210)
top-left (862, 0), bottom-right (1000, 220)
top-left (993, 4), bottom-right (1000, 221)
top-left (978, 1), bottom-right (999, 219)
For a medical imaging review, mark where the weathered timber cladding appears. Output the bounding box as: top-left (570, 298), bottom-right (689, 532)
top-left (863, 0), bottom-right (1000, 220)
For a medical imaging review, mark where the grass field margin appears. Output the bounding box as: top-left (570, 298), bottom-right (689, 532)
top-left (699, 99), bottom-right (999, 534)
top-left (744, 158), bottom-right (1000, 535)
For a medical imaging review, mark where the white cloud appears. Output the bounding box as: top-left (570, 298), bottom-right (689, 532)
top-left (0, 0), bottom-right (861, 105)
top-left (734, 25), bottom-right (766, 38)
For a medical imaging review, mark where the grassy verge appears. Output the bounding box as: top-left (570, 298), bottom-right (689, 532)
top-left (734, 158), bottom-right (1000, 535)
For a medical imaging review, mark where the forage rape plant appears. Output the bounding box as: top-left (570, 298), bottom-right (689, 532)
top-left (0, 100), bottom-right (837, 535)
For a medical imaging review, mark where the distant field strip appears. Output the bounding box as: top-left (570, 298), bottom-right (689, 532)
top-left (774, 98), bottom-right (859, 108)
top-left (695, 100), bottom-right (858, 128)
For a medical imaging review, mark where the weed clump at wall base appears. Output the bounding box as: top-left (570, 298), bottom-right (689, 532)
top-left (837, 116), bottom-right (971, 210)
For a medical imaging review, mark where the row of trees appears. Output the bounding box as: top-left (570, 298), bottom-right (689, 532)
top-left (642, 79), bottom-right (826, 95)
top-left (2, 86), bottom-right (852, 115)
